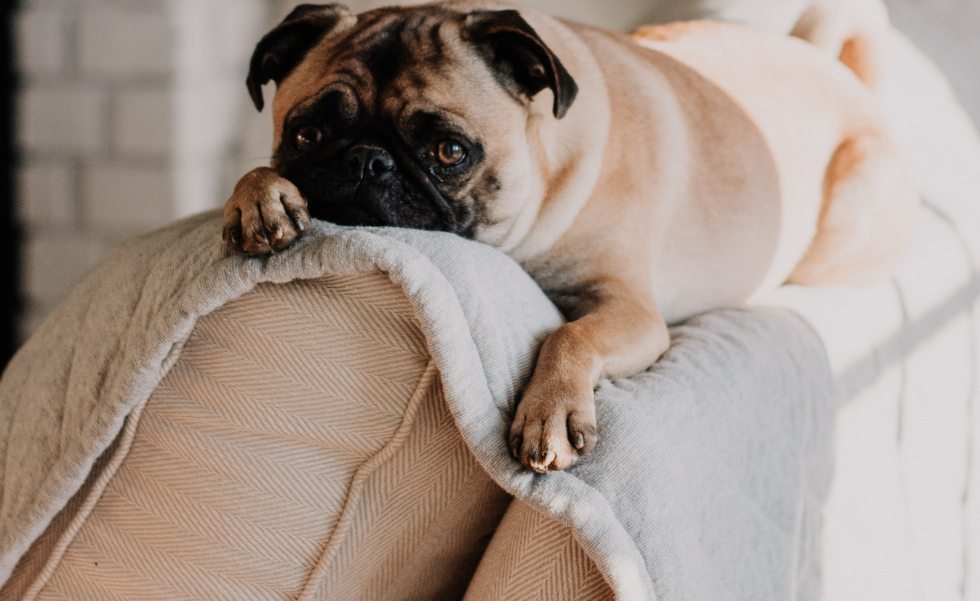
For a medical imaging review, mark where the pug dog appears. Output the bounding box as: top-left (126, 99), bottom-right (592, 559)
top-left (223, 0), bottom-right (917, 473)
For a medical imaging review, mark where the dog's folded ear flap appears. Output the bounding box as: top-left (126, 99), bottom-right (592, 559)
top-left (247, 3), bottom-right (353, 111)
top-left (464, 10), bottom-right (578, 119)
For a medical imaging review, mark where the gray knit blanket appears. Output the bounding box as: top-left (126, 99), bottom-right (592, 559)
top-left (0, 212), bottom-right (834, 600)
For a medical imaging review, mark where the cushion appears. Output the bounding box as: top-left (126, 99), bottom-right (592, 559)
top-left (464, 500), bottom-right (612, 601)
top-left (2, 274), bottom-right (509, 600)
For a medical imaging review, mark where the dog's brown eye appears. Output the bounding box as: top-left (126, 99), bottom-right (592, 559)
top-left (435, 140), bottom-right (467, 166)
top-left (294, 126), bottom-right (323, 150)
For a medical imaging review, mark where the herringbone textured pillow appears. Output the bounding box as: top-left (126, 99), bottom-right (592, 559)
top-left (464, 500), bottom-right (614, 601)
top-left (5, 273), bottom-right (511, 601)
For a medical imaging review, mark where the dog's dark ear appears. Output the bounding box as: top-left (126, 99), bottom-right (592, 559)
top-left (464, 10), bottom-right (577, 119)
top-left (247, 4), bottom-right (353, 111)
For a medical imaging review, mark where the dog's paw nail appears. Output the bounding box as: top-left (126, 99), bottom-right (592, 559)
top-left (573, 432), bottom-right (585, 450)
top-left (291, 213), bottom-right (306, 231)
top-left (509, 435), bottom-right (523, 459)
top-left (528, 450), bottom-right (556, 473)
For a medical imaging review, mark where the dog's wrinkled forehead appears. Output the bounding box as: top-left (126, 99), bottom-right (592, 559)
top-left (282, 8), bottom-right (463, 121)
top-left (331, 8), bottom-right (455, 89)
top-left (247, 3), bottom-right (577, 137)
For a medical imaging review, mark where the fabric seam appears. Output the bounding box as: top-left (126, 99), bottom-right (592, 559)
top-left (296, 358), bottom-right (440, 600)
top-left (20, 399), bottom-right (149, 601)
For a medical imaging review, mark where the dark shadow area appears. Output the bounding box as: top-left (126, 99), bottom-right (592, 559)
top-left (1, 1), bottom-right (22, 368)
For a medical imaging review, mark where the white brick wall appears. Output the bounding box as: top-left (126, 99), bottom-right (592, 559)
top-left (113, 88), bottom-right (173, 156)
top-left (18, 86), bottom-right (107, 155)
top-left (81, 164), bottom-right (175, 231)
top-left (78, 9), bottom-right (174, 78)
top-left (22, 230), bottom-right (107, 303)
top-left (15, 9), bottom-right (69, 77)
top-left (17, 162), bottom-right (75, 228)
top-left (15, 0), bottom-right (270, 340)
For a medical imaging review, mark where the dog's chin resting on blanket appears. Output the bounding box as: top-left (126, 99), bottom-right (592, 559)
top-left (222, 0), bottom-right (918, 473)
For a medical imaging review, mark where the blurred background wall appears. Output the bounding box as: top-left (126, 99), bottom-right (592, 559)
top-left (13, 0), bottom-right (268, 339)
top-left (7, 0), bottom-right (980, 354)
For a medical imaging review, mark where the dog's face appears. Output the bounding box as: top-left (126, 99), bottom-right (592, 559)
top-left (247, 3), bottom-right (577, 240)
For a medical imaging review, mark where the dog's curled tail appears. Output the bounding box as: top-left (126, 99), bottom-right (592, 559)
top-left (791, 0), bottom-right (891, 90)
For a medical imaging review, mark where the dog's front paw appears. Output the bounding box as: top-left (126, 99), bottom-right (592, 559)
top-left (223, 167), bottom-right (311, 255)
top-left (509, 382), bottom-right (598, 473)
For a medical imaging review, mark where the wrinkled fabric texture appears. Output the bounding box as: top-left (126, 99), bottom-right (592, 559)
top-left (0, 213), bottom-right (835, 600)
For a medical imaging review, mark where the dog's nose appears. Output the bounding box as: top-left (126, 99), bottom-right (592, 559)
top-left (344, 145), bottom-right (395, 180)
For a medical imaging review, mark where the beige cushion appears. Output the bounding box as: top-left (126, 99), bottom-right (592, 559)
top-left (3, 273), bottom-right (510, 601)
top-left (464, 500), bottom-right (613, 601)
